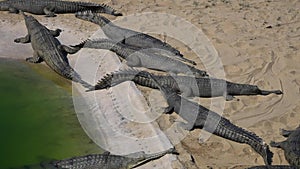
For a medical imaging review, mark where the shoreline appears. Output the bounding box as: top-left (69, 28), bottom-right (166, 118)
top-left (0, 0), bottom-right (299, 167)
top-left (0, 58), bottom-right (103, 168)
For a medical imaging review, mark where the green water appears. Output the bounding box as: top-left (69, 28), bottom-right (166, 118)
top-left (0, 58), bottom-right (102, 169)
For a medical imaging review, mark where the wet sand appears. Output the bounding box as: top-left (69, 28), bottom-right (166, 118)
top-left (0, 0), bottom-right (299, 168)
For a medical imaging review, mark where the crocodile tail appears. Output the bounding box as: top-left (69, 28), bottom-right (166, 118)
top-left (71, 38), bottom-right (115, 49)
top-left (111, 68), bottom-right (162, 89)
top-left (93, 70), bottom-right (132, 91)
top-left (131, 148), bottom-right (178, 169)
top-left (256, 143), bottom-right (273, 166)
top-left (93, 73), bottom-right (114, 90)
top-left (75, 10), bottom-right (112, 27)
top-left (210, 115), bottom-right (273, 165)
top-left (79, 80), bottom-right (94, 90)
top-left (76, 2), bottom-right (122, 16)
top-left (75, 38), bottom-right (121, 50)
top-left (67, 69), bottom-right (94, 90)
top-left (73, 76), bottom-right (94, 90)
top-left (94, 3), bottom-right (122, 16)
top-left (53, 154), bottom-right (104, 168)
top-left (93, 68), bottom-right (160, 91)
top-left (71, 39), bottom-right (91, 49)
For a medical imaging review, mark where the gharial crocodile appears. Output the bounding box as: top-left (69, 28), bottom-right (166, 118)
top-left (91, 68), bottom-right (283, 100)
top-left (142, 70), bottom-right (273, 165)
top-left (0, 0), bottom-right (122, 17)
top-left (247, 126), bottom-right (300, 169)
top-left (247, 166), bottom-right (298, 169)
top-left (13, 148), bottom-right (176, 169)
top-left (72, 39), bottom-right (208, 77)
top-left (75, 10), bottom-right (196, 65)
top-left (14, 12), bottom-right (93, 89)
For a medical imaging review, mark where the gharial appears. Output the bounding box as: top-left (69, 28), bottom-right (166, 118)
top-left (141, 70), bottom-right (273, 165)
top-left (12, 148), bottom-right (176, 169)
top-left (72, 39), bottom-right (208, 77)
top-left (75, 10), bottom-right (196, 65)
top-left (0, 0), bottom-right (122, 17)
top-left (247, 125), bottom-right (300, 169)
top-left (91, 68), bottom-right (283, 100)
top-left (14, 12), bottom-right (92, 89)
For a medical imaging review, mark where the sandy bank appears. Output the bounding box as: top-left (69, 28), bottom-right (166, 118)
top-left (1, 0), bottom-right (299, 168)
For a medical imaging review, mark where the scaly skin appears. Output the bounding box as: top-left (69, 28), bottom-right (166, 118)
top-left (247, 126), bottom-right (300, 169)
top-left (247, 166), bottom-right (298, 169)
top-left (14, 12), bottom-right (92, 89)
top-left (270, 126), bottom-right (300, 168)
top-left (0, 0), bottom-right (122, 17)
top-left (74, 11), bottom-right (197, 65)
top-left (273, 126), bottom-right (300, 167)
top-left (14, 148), bottom-right (176, 169)
top-left (73, 39), bottom-right (207, 77)
top-left (91, 69), bottom-right (283, 100)
top-left (143, 71), bottom-right (273, 165)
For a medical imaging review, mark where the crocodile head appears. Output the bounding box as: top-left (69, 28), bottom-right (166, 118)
top-left (229, 83), bottom-right (261, 95)
top-left (162, 42), bottom-right (183, 57)
top-left (20, 11), bottom-right (41, 31)
top-left (240, 84), bottom-right (261, 94)
top-left (238, 84), bottom-right (283, 96)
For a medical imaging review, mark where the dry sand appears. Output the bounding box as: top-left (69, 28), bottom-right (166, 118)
top-left (0, 0), bottom-right (299, 168)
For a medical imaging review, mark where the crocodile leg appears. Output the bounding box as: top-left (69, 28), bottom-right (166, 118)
top-left (224, 94), bottom-right (235, 101)
top-left (43, 6), bottom-right (56, 17)
top-left (14, 35), bottom-right (31, 43)
top-left (280, 128), bottom-right (294, 137)
top-left (58, 45), bottom-right (81, 54)
top-left (178, 121), bottom-right (194, 131)
top-left (49, 29), bottom-right (62, 37)
top-left (8, 7), bottom-right (19, 14)
top-left (270, 141), bottom-right (284, 148)
top-left (163, 106), bottom-right (175, 114)
top-left (26, 51), bottom-right (43, 63)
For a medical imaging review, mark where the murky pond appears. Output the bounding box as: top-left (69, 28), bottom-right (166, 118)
top-left (0, 58), bottom-right (102, 169)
